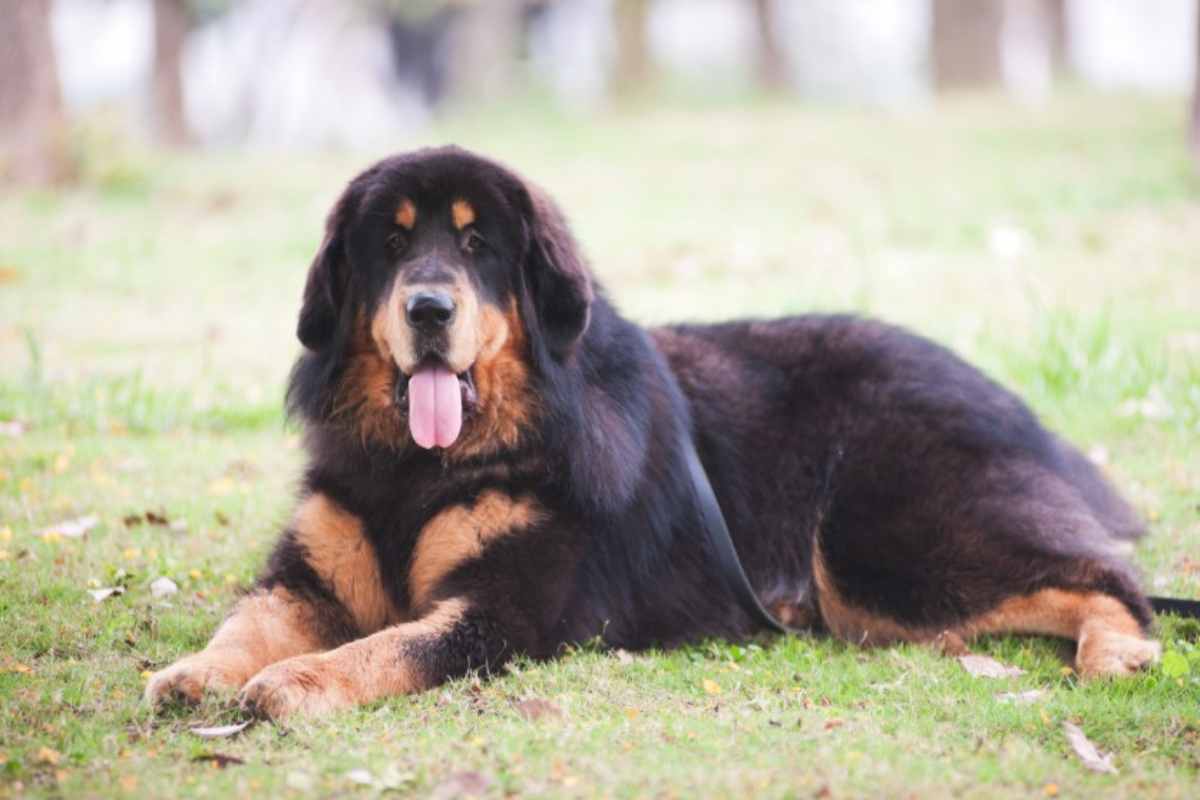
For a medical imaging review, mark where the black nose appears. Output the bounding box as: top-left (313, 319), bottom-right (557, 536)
top-left (405, 290), bottom-right (456, 330)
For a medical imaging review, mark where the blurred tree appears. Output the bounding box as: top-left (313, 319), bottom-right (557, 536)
top-left (750, 0), bottom-right (787, 90)
top-left (443, 0), bottom-right (523, 103)
top-left (1192, 0), bottom-right (1200, 164)
top-left (0, 0), bottom-right (74, 184)
top-left (613, 0), bottom-right (652, 99)
top-left (150, 0), bottom-right (232, 147)
top-left (152, 0), bottom-right (190, 147)
top-left (931, 0), bottom-right (1004, 90)
top-left (1044, 0), bottom-right (1069, 74)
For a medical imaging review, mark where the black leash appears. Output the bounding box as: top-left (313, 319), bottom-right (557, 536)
top-left (681, 430), bottom-right (1200, 630)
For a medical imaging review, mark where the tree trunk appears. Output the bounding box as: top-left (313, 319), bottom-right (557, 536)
top-left (0, 0), bottom-right (73, 185)
top-left (1191, 0), bottom-right (1200, 164)
top-left (444, 0), bottom-right (521, 104)
top-left (1044, 0), bottom-right (1069, 74)
top-left (750, 0), bottom-right (787, 91)
top-left (612, 0), bottom-right (651, 99)
top-left (152, 0), bottom-right (190, 147)
top-left (931, 0), bottom-right (1006, 91)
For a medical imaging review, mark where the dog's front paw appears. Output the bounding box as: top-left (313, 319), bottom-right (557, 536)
top-left (144, 652), bottom-right (249, 707)
top-left (239, 654), bottom-right (352, 720)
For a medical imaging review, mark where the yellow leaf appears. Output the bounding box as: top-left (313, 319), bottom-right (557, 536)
top-left (140, 670), bottom-right (153, 681)
top-left (35, 746), bottom-right (61, 766)
top-left (624, 707), bottom-right (640, 720)
top-left (188, 569), bottom-right (202, 580)
top-left (123, 547), bottom-right (141, 561)
top-left (702, 678), bottom-right (722, 695)
top-left (43, 531), bottom-right (62, 544)
top-left (1043, 783), bottom-right (1059, 797)
top-left (0, 526), bottom-right (12, 542)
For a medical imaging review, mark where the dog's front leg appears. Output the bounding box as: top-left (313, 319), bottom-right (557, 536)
top-left (144, 586), bottom-right (336, 705)
top-left (238, 597), bottom-right (506, 719)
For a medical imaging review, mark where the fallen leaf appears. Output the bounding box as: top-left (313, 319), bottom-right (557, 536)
top-left (189, 721), bottom-right (251, 739)
top-left (958, 654), bottom-right (1024, 679)
top-left (38, 515), bottom-right (98, 539)
top-left (191, 753), bottom-right (244, 769)
top-left (433, 771), bottom-right (490, 799)
top-left (997, 689), bottom-right (1047, 705)
top-left (0, 526), bottom-right (12, 542)
top-left (1063, 721), bottom-right (1117, 774)
top-left (1043, 783), bottom-right (1059, 797)
top-left (514, 698), bottom-right (563, 721)
top-left (1, 660), bottom-right (32, 674)
top-left (150, 577), bottom-right (178, 598)
top-left (285, 771), bottom-right (314, 791)
top-left (702, 678), bottom-right (722, 695)
top-left (0, 420), bottom-right (26, 438)
top-left (35, 747), bottom-right (61, 766)
top-left (87, 587), bottom-right (125, 603)
top-left (345, 768), bottom-right (373, 786)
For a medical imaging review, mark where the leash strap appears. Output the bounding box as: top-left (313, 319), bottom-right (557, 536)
top-left (681, 430), bottom-right (1200, 630)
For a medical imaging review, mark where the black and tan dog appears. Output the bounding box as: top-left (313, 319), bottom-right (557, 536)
top-left (146, 147), bottom-right (1160, 718)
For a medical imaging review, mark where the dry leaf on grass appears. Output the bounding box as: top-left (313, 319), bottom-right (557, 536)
top-left (149, 577), bottom-right (178, 598)
top-left (433, 771), bottom-right (491, 799)
top-left (1063, 721), bottom-right (1117, 774)
top-left (997, 689), bottom-right (1047, 705)
top-left (514, 698), bottom-right (563, 721)
top-left (702, 678), bottom-right (722, 695)
top-left (87, 587), bottom-right (124, 603)
top-left (191, 753), bottom-right (244, 769)
top-left (39, 515), bottom-right (98, 539)
top-left (189, 721), bottom-right (252, 739)
top-left (0, 420), bottom-right (27, 438)
top-left (958, 654), bottom-right (1025, 678)
top-left (345, 768), bottom-right (375, 786)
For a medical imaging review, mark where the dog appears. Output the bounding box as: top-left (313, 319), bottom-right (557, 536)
top-left (146, 147), bottom-right (1160, 719)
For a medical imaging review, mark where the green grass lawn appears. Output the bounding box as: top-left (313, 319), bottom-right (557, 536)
top-left (2, 91), bottom-right (1199, 798)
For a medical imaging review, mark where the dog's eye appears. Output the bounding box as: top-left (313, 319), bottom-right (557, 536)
top-left (386, 230), bottom-right (407, 253)
top-left (462, 230), bottom-right (485, 254)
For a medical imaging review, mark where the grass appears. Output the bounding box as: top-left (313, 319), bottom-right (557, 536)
top-left (2, 90), bottom-right (1200, 797)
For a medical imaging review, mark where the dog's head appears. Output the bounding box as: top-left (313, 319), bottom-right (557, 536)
top-left (295, 147), bottom-right (593, 454)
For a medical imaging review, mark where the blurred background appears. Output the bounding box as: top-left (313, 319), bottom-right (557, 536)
top-left (0, 0), bottom-right (1198, 442)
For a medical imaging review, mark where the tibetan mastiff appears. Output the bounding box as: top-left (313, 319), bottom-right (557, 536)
top-left (147, 147), bottom-right (1160, 718)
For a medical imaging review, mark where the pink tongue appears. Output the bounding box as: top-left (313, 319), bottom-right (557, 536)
top-left (407, 364), bottom-right (462, 449)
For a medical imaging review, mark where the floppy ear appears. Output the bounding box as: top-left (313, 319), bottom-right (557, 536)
top-left (297, 201), bottom-right (352, 350)
top-left (518, 184), bottom-right (594, 360)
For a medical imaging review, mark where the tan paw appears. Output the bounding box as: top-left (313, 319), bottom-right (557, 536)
top-left (1076, 624), bottom-right (1162, 678)
top-left (144, 652), bottom-right (250, 707)
top-left (238, 654), bottom-right (353, 720)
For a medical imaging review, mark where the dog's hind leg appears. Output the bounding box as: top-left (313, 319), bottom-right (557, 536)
top-left (963, 588), bottom-right (1161, 678)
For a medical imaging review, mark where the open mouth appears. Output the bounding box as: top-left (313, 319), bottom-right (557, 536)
top-left (392, 359), bottom-right (478, 450)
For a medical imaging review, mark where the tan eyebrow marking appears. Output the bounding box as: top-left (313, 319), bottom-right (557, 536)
top-left (395, 197), bottom-right (416, 230)
top-left (451, 199), bottom-right (475, 230)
